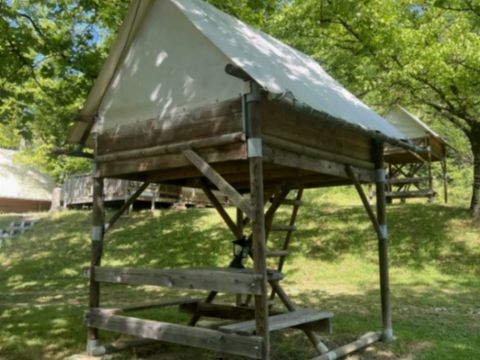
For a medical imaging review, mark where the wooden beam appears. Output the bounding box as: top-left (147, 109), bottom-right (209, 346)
top-left (180, 302), bottom-right (262, 321)
top-left (198, 179), bottom-right (241, 239)
top-left (105, 182), bottom-right (150, 232)
top-left (263, 135), bottom-right (374, 170)
top-left (346, 166), bottom-right (381, 236)
top-left (85, 311), bottom-right (264, 359)
top-left (96, 132), bottom-right (245, 163)
top-left (118, 297), bottom-right (200, 313)
top-left (311, 332), bottom-right (381, 360)
top-left (262, 145), bottom-right (374, 182)
top-left (90, 266), bottom-right (279, 295)
top-left (183, 149), bottom-right (253, 218)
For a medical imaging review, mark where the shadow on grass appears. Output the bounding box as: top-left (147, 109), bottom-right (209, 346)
top-left (289, 201), bottom-right (480, 278)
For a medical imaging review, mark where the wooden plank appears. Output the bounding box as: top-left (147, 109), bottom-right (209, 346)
top-left (386, 177), bottom-right (429, 184)
top-left (218, 309), bottom-right (333, 336)
top-left (311, 332), bottom-right (381, 360)
top-left (269, 224), bottom-right (296, 232)
top-left (260, 97), bottom-right (372, 162)
top-left (385, 190), bottom-right (435, 199)
top-left (90, 267), bottom-right (283, 295)
top-left (98, 98), bottom-right (243, 155)
top-left (346, 165), bottom-right (381, 236)
top-left (119, 297), bottom-right (200, 313)
top-left (98, 142), bottom-right (247, 178)
top-left (263, 135), bottom-right (374, 169)
top-left (183, 149), bottom-right (253, 218)
top-left (85, 312), bottom-right (264, 359)
top-left (180, 303), bottom-right (260, 321)
top-left (105, 182), bottom-right (150, 232)
top-left (96, 132), bottom-right (245, 163)
top-left (279, 199), bottom-right (303, 206)
top-left (262, 145), bottom-right (374, 182)
top-left (265, 250), bottom-right (290, 258)
top-left (198, 179), bottom-right (241, 238)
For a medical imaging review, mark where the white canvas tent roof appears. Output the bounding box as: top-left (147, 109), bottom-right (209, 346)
top-left (68, 0), bottom-right (406, 146)
top-left (384, 106), bottom-right (446, 143)
top-left (0, 149), bottom-right (53, 201)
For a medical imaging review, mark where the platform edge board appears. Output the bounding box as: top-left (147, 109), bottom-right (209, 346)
top-left (84, 312), bottom-right (264, 359)
top-left (88, 266), bottom-right (281, 295)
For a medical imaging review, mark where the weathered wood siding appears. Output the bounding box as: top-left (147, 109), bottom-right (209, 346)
top-left (260, 96), bottom-right (373, 164)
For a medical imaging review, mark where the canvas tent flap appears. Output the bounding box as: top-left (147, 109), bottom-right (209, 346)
top-left (68, 0), bottom-right (407, 146)
top-left (67, 0), bottom-right (154, 145)
top-left (95, 0), bottom-right (244, 133)
top-left (171, 0), bottom-right (405, 140)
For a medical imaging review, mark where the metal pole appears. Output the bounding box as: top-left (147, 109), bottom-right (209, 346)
top-left (372, 140), bottom-right (393, 342)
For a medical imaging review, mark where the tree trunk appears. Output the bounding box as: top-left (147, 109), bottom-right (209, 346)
top-left (469, 125), bottom-right (480, 218)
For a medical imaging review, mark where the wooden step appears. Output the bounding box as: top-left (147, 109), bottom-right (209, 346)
top-left (387, 177), bottom-right (429, 185)
top-left (266, 250), bottom-right (290, 258)
top-left (386, 190), bottom-right (436, 199)
top-left (270, 224), bottom-right (297, 232)
top-left (278, 199), bottom-right (303, 206)
top-left (218, 309), bottom-right (333, 336)
top-left (85, 266), bottom-right (283, 295)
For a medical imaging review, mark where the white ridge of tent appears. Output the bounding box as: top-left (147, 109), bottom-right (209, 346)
top-left (384, 105), bottom-right (447, 143)
top-left (67, 0), bottom-right (406, 146)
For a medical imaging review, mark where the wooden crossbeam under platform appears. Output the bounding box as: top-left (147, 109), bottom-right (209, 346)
top-left (85, 266), bottom-right (283, 295)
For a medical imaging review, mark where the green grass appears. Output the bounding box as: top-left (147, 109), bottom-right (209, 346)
top-left (0, 185), bottom-right (479, 359)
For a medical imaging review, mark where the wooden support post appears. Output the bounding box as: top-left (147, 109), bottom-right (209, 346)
top-left (442, 157), bottom-right (448, 204)
top-left (372, 141), bottom-right (393, 342)
top-left (87, 173), bottom-right (105, 354)
top-left (247, 81), bottom-right (270, 360)
top-left (427, 139), bottom-right (434, 203)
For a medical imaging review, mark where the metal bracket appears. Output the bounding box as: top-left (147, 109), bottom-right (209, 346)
top-left (375, 168), bottom-right (386, 183)
top-left (91, 225), bottom-right (103, 241)
top-left (246, 82), bottom-right (261, 103)
top-left (378, 224), bottom-right (388, 239)
top-left (247, 138), bottom-right (263, 158)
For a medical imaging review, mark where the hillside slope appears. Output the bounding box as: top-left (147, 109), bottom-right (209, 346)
top-left (0, 188), bottom-right (479, 360)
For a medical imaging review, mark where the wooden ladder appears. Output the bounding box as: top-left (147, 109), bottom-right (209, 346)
top-left (266, 188), bottom-right (304, 277)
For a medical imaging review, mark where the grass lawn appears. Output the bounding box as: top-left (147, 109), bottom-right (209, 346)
top-left (0, 183), bottom-right (479, 359)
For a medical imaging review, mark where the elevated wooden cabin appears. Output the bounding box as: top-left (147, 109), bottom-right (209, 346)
top-left (67, 1), bottom-right (419, 359)
top-left (384, 106), bottom-right (449, 203)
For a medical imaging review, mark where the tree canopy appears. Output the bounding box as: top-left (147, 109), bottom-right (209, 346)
top-left (0, 0), bottom-right (478, 214)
